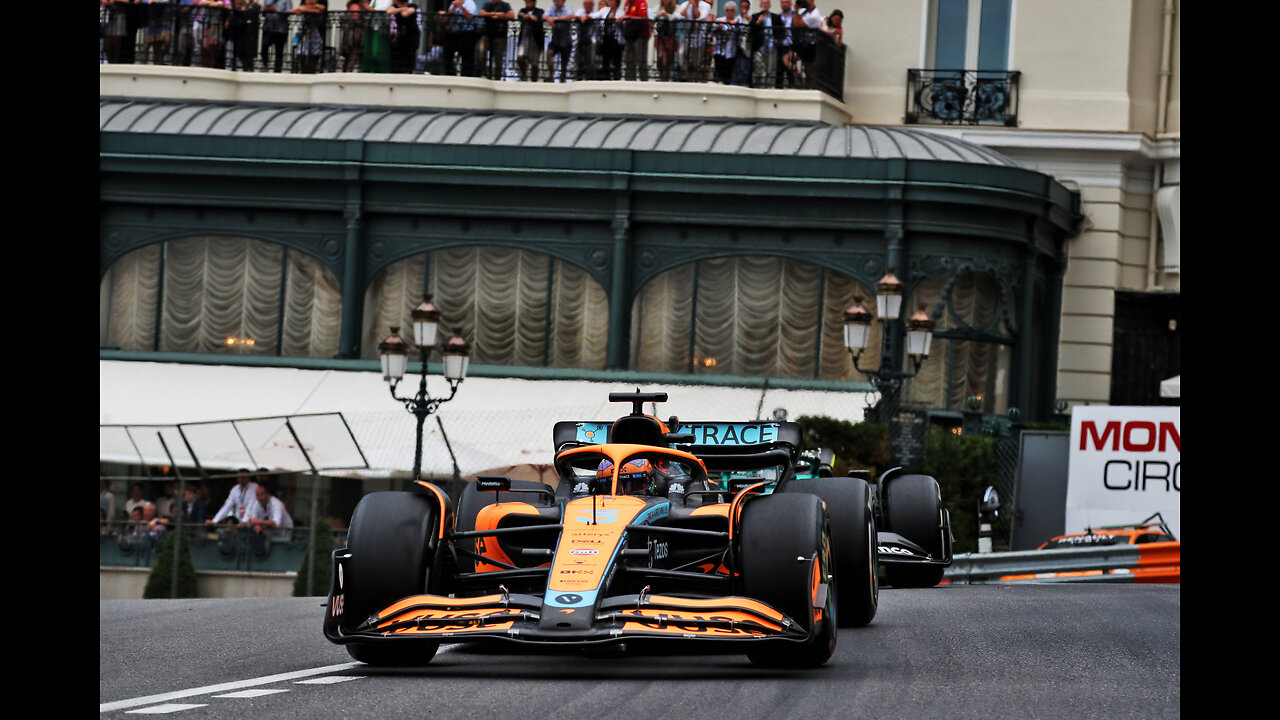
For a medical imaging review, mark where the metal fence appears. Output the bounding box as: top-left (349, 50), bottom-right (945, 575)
top-left (99, 6), bottom-right (846, 100)
top-left (905, 68), bottom-right (1020, 126)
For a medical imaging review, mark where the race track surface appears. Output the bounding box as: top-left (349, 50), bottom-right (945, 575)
top-left (100, 585), bottom-right (1179, 719)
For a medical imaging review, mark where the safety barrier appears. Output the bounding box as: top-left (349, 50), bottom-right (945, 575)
top-left (942, 542), bottom-right (1180, 585)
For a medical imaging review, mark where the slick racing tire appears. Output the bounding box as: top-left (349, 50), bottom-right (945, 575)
top-left (881, 474), bottom-right (947, 589)
top-left (343, 491), bottom-right (441, 665)
top-left (454, 479), bottom-right (554, 573)
top-left (780, 477), bottom-right (878, 627)
top-left (739, 493), bottom-right (837, 668)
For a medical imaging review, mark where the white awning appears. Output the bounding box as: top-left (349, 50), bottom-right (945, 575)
top-left (1159, 375), bottom-right (1180, 399)
top-left (100, 360), bottom-right (874, 478)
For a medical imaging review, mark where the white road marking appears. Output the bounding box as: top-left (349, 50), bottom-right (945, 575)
top-left (100, 662), bottom-right (361, 713)
top-left (295, 676), bottom-right (365, 684)
top-left (123, 704), bottom-right (206, 714)
top-left (212, 689), bottom-right (291, 698)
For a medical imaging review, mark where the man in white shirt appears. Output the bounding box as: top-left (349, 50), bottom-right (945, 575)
top-left (249, 484), bottom-right (295, 540)
top-left (794, 0), bottom-right (821, 87)
top-left (207, 468), bottom-right (259, 526)
top-left (712, 0), bottom-right (743, 84)
top-left (545, 0), bottom-right (576, 81)
top-left (674, 0), bottom-right (712, 80)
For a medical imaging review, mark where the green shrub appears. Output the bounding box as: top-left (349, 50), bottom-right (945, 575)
top-left (143, 531), bottom-right (200, 599)
top-left (794, 415), bottom-right (889, 476)
top-left (923, 427), bottom-right (998, 554)
top-left (293, 516), bottom-right (336, 597)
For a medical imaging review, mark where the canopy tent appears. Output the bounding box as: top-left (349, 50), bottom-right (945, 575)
top-left (100, 360), bottom-right (876, 479)
top-left (1159, 375), bottom-right (1180, 399)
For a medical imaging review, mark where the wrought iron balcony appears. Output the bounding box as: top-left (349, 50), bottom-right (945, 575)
top-left (99, 6), bottom-right (847, 101)
top-left (905, 69), bottom-right (1020, 126)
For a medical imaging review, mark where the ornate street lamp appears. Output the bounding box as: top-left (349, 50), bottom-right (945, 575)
top-left (378, 295), bottom-right (471, 481)
top-left (843, 271), bottom-right (937, 470)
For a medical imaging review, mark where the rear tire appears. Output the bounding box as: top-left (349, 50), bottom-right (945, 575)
top-left (882, 474), bottom-right (947, 589)
top-left (343, 491), bottom-right (441, 665)
top-left (739, 494), bottom-right (837, 668)
top-left (780, 477), bottom-right (878, 627)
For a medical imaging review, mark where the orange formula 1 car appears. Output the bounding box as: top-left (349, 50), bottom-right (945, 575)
top-left (1037, 513), bottom-right (1177, 550)
top-left (323, 391), bottom-right (877, 668)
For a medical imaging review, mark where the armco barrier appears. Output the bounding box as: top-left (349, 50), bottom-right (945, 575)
top-left (942, 542), bottom-right (1180, 585)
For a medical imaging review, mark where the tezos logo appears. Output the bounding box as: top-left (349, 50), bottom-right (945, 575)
top-left (569, 548), bottom-right (599, 555)
top-left (554, 594), bottom-right (583, 604)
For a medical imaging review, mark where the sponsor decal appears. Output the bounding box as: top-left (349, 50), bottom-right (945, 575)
top-left (569, 548), bottom-right (599, 555)
top-left (879, 546), bottom-right (914, 555)
top-left (1068, 407), bottom-right (1180, 537)
top-left (330, 593), bottom-right (344, 618)
top-left (669, 483), bottom-right (686, 496)
top-left (680, 423), bottom-right (779, 446)
top-left (651, 540), bottom-right (669, 560)
top-left (555, 594), bottom-right (583, 604)
top-left (573, 482), bottom-right (590, 494)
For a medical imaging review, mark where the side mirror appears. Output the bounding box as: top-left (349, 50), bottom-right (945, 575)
top-left (979, 485), bottom-right (1000, 514)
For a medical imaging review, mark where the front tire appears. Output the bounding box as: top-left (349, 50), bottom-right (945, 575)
top-left (780, 477), bottom-right (878, 627)
top-left (739, 493), bottom-right (837, 668)
top-left (343, 491), bottom-right (441, 665)
top-left (882, 474), bottom-right (947, 589)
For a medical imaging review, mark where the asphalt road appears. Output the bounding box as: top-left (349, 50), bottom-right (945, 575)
top-left (100, 585), bottom-right (1179, 719)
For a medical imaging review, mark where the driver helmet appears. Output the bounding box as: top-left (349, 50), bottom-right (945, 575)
top-left (598, 458), bottom-right (654, 495)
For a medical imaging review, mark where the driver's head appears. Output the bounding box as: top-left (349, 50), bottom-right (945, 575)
top-left (597, 458), bottom-right (654, 495)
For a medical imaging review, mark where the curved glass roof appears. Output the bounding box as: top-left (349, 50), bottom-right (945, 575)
top-left (100, 98), bottom-right (1021, 167)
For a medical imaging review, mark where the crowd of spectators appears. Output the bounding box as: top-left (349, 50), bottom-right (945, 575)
top-left (101, 467), bottom-right (295, 552)
top-left (100, 0), bottom-right (846, 87)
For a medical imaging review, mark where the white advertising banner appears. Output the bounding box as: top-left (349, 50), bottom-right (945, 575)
top-left (1067, 406), bottom-right (1180, 538)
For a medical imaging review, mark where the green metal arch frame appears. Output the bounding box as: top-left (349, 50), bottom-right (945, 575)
top-left (361, 238), bottom-right (614, 297)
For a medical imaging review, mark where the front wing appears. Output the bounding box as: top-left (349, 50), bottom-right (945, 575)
top-left (324, 552), bottom-right (813, 648)
top-left (876, 509), bottom-right (954, 568)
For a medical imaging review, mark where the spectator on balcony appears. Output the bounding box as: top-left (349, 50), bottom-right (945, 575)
top-left (821, 7), bottom-right (840, 46)
top-left (775, 0), bottom-right (800, 87)
top-left (597, 0), bottom-right (623, 80)
top-left (731, 0), bottom-right (750, 84)
top-left (207, 468), bottom-right (260, 527)
top-left (651, 0), bottom-right (676, 81)
top-left (711, 1), bottom-right (742, 85)
top-left (249, 484), bottom-right (296, 540)
top-left (620, 0), bottom-right (649, 80)
top-left (142, 501), bottom-right (168, 540)
top-left (340, 0), bottom-right (366, 71)
top-left (182, 483), bottom-right (208, 525)
top-left (515, 0), bottom-right (545, 81)
top-left (545, 0), bottom-right (576, 82)
top-left (262, 0), bottom-right (294, 72)
top-left (292, 0), bottom-right (327, 73)
top-left (674, 0), bottom-right (711, 81)
top-left (792, 0), bottom-right (819, 87)
top-left (574, 0), bottom-right (601, 79)
top-left (440, 0), bottom-right (481, 76)
top-left (388, 0), bottom-right (420, 73)
top-left (154, 481), bottom-right (179, 520)
top-left (102, 0), bottom-right (136, 64)
top-left (479, 0), bottom-right (515, 79)
top-left (194, 0), bottom-right (231, 69)
top-left (101, 478), bottom-right (118, 526)
top-left (748, 0), bottom-right (779, 88)
top-left (125, 482), bottom-right (149, 519)
top-left (144, 0), bottom-right (177, 64)
top-left (228, 0), bottom-right (262, 70)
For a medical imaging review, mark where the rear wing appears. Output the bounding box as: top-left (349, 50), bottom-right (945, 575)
top-left (554, 420), bottom-right (803, 456)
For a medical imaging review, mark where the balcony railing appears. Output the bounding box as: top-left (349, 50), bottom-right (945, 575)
top-left (99, 6), bottom-right (846, 101)
top-left (905, 69), bottom-right (1020, 126)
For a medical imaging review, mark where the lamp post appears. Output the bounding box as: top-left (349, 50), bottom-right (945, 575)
top-left (377, 295), bottom-right (472, 481)
top-left (843, 270), bottom-right (937, 471)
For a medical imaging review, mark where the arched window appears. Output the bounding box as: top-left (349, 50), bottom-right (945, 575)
top-left (904, 269), bottom-right (1014, 414)
top-left (629, 256), bottom-right (878, 381)
top-left (362, 246), bottom-right (609, 369)
top-left (99, 237), bottom-right (343, 357)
